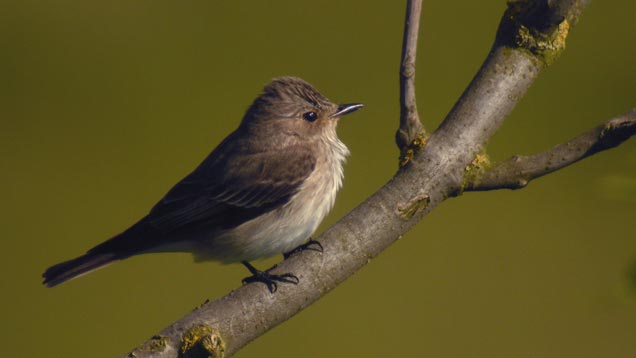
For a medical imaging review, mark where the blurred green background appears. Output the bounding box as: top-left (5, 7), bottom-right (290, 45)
top-left (2, 0), bottom-right (636, 357)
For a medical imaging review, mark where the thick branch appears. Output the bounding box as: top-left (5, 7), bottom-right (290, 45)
top-left (396, 0), bottom-right (424, 152)
top-left (465, 109), bottom-right (636, 191)
top-left (127, 1), bottom-right (591, 357)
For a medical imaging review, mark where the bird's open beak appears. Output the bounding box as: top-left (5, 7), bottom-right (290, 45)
top-left (330, 103), bottom-right (364, 118)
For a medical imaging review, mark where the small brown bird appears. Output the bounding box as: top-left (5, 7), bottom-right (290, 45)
top-left (43, 77), bottom-right (363, 292)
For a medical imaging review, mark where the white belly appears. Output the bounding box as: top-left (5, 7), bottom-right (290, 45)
top-left (194, 136), bottom-right (349, 263)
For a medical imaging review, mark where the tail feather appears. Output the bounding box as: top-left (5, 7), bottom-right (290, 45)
top-left (42, 218), bottom-right (157, 287)
top-left (42, 253), bottom-right (118, 287)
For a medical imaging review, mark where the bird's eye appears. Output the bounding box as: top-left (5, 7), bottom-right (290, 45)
top-left (303, 111), bottom-right (318, 122)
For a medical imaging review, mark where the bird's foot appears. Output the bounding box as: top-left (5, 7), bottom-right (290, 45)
top-left (241, 261), bottom-right (299, 293)
top-left (283, 239), bottom-right (324, 259)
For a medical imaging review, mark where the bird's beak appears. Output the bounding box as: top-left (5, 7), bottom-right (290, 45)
top-left (329, 103), bottom-right (364, 118)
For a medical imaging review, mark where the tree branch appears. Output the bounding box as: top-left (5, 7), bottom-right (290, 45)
top-left (127, 1), bottom-right (594, 357)
top-left (396, 0), bottom-right (424, 155)
top-left (465, 109), bottom-right (636, 191)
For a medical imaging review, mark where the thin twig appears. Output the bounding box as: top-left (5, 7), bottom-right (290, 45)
top-left (396, 0), bottom-right (424, 152)
top-left (465, 109), bottom-right (636, 191)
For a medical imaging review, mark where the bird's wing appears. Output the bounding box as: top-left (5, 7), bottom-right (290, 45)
top-left (146, 143), bottom-right (316, 233)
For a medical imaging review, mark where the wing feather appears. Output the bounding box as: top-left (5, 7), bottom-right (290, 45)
top-left (146, 141), bottom-right (316, 234)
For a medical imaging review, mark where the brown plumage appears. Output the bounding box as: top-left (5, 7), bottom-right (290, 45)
top-left (43, 77), bottom-right (363, 289)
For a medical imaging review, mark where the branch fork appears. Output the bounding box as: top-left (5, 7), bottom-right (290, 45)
top-left (126, 1), bottom-right (636, 357)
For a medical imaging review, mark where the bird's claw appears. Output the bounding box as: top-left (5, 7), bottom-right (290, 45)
top-left (241, 261), bottom-right (299, 293)
top-left (283, 239), bottom-right (324, 259)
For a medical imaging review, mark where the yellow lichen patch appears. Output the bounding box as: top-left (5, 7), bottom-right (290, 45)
top-left (466, 152), bottom-right (491, 172)
top-left (127, 335), bottom-right (169, 357)
top-left (397, 194), bottom-right (430, 220)
top-left (500, 0), bottom-right (571, 66)
top-left (399, 148), bottom-right (415, 168)
top-left (515, 19), bottom-right (569, 65)
top-left (461, 152), bottom-right (492, 193)
top-left (600, 122), bottom-right (614, 139)
top-left (180, 324), bottom-right (225, 358)
top-left (399, 131), bottom-right (429, 167)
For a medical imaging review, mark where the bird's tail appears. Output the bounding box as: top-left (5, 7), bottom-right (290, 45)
top-left (42, 218), bottom-right (160, 287)
top-left (42, 252), bottom-right (119, 287)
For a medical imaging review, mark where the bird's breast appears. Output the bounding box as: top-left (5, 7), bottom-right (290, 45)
top-left (198, 137), bottom-right (349, 263)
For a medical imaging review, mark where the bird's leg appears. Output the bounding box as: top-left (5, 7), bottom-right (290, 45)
top-left (241, 261), bottom-right (299, 293)
top-left (283, 239), bottom-right (324, 259)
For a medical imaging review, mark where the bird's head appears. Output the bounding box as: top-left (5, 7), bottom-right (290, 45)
top-left (241, 77), bottom-right (363, 142)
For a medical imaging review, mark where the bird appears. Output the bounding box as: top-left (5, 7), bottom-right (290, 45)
top-left (42, 76), bottom-right (363, 292)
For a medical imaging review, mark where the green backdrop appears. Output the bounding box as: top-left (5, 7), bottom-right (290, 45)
top-left (2, 1), bottom-right (635, 357)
